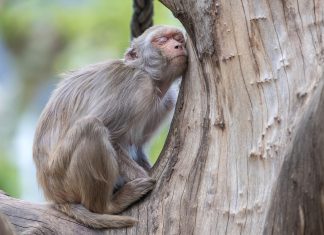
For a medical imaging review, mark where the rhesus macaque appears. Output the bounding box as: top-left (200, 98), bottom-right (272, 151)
top-left (33, 25), bottom-right (187, 229)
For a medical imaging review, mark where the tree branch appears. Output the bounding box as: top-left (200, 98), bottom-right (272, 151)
top-left (0, 191), bottom-right (103, 234)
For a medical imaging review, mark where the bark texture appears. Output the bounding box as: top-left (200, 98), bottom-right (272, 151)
top-left (0, 191), bottom-right (101, 234)
top-left (0, 0), bottom-right (323, 234)
top-left (264, 79), bottom-right (324, 234)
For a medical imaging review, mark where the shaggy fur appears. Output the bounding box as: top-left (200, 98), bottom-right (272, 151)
top-left (33, 25), bottom-right (187, 228)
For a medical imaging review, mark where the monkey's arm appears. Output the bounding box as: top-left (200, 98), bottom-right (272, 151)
top-left (135, 83), bottom-right (178, 170)
top-left (115, 144), bottom-right (149, 180)
top-left (142, 84), bottom-right (177, 143)
top-left (48, 117), bottom-right (101, 176)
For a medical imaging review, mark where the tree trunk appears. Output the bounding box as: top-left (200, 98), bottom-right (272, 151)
top-left (0, 0), bottom-right (323, 234)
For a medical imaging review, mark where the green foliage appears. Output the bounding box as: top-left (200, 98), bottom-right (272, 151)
top-left (149, 126), bottom-right (169, 164)
top-left (0, 0), bottom-right (180, 68)
top-left (0, 152), bottom-right (20, 197)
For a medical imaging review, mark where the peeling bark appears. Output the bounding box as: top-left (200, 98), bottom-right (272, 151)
top-left (0, 0), bottom-right (323, 234)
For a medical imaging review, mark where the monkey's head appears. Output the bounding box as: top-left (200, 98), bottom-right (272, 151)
top-left (124, 25), bottom-right (188, 81)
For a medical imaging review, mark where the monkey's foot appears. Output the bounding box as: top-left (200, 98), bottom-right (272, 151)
top-left (127, 177), bottom-right (156, 197)
top-left (108, 178), bottom-right (155, 214)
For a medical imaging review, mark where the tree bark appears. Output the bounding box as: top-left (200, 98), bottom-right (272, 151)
top-left (1, 0), bottom-right (323, 234)
top-left (264, 76), bottom-right (324, 235)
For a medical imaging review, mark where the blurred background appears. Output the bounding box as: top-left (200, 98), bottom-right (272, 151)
top-left (0, 0), bottom-right (180, 202)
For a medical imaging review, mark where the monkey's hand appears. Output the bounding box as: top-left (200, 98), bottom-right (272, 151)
top-left (109, 177), bottom-right (156, 214)
top-left (127, 177), bottom-right (156, 196)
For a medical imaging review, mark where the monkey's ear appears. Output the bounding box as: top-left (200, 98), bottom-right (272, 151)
top-left (124, 48), bottom-right (138, 61)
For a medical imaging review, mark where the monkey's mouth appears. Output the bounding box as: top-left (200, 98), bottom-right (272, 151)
top-left (171, 55), bottom-right (187, 61)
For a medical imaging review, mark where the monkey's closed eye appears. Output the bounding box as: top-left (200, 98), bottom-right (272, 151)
top-left (154, 36), bottom-right (168, 45)
top-left (174, 34), bottom-right (184, 43)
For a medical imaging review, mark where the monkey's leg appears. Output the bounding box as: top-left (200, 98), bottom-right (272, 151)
top-left (64, 117), bottom-right (119, 213)
top-left (59, 117), bottom-right (154, 215)
top-left (49, 117), bottom-right (140, 228)
top-left (105, 145), bottom-right (155, 214)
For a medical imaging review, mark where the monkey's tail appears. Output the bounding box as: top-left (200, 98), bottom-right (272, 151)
top-left (54, 203), bottom-right (137, 229)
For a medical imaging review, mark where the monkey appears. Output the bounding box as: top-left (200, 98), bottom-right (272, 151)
top-left (33, 25), bottom-right (187, 229)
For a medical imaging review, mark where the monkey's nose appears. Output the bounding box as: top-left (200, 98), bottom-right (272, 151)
top-left (174, 44), bottom-right (184, 50)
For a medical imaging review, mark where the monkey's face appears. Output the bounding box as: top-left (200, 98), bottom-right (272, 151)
top-left (150, 28), bottom-right (188, 78)
top-left (125, 26), bottom-right (188, 80)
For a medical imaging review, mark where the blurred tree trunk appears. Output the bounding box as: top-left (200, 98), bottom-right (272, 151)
top-left (0, 0), bottom-right (323, 234)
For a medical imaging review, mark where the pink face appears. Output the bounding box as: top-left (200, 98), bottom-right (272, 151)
top-left (151, 30), bottom-right (187, 63)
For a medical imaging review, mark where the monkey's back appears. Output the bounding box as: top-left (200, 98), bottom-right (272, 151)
top-left (33, 60), bottom-right (158, 180)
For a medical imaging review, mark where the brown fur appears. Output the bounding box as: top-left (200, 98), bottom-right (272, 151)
top-left (33, 25), bottom-right (187, 229)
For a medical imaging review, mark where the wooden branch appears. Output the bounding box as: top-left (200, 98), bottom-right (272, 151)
top-left (0, 191), bottom-right (104, 234)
